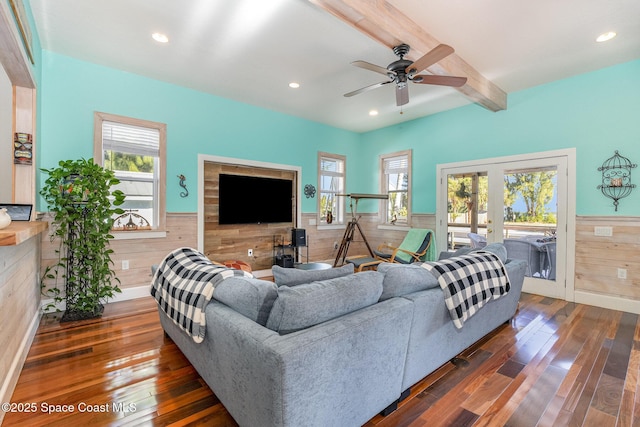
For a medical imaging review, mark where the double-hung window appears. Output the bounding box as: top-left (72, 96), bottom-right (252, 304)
top-left (94, 112), bottom-right (166, 232)
top-left (318, 152), bottom-right (345, 225)
top-left (380, 150), bottom-right (411, 225)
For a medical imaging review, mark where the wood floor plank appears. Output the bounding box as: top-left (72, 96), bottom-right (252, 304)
top-left (5, 293), bottom-right (640, 426)
top-left (505, 364), bottom-right (567, 426)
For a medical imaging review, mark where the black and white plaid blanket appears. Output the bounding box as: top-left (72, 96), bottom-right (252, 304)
top-left (150, 247), bottom-right (254, 343)
top-left (421, 251), bottom-right (510, 329)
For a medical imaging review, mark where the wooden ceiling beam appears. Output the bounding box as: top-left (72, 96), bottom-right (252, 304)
top-left (310, 0), bottom-right (507, 112)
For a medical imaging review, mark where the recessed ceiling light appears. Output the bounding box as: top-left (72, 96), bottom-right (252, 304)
top-left (288, 82), bottom-right (300, 89)
top-left (369, 110), bottom-right (379, 116)
top-left (596, 31), bottom-right (616, 42)
top-left (152, 32), bottom-right (169, 43)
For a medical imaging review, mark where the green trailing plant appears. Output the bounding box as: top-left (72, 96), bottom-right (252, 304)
top-left (40, 158), bottom-right (126, 321)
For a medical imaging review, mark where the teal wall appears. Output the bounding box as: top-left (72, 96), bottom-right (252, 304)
top-left (36, 48), bottom-right (639, 217)
top-left (37, 51), bottom-right (361, 212)
top-left (360, 59), bottom-right (640, 216)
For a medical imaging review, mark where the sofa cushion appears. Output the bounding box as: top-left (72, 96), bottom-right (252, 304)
top-left (266, 271), bottom-right (383, 334)
top-left (271, 263), bottom-right (354, 287)
top-left (213, 277), bottom-right (278, 326)
top-left (377, 262), bottom-right (439, 301)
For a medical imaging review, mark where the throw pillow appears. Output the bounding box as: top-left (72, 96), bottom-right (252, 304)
top-left (377, 262), bottom-right (439, 301)
top-left (266, 271), bottom-right (383, 334)
top-left (214, 277), bottom-right (278, 326)
top-left (271, 263), bottom-right (354, 287)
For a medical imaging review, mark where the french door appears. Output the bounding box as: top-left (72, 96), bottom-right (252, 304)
top-left (436, 151), bottom-right (574, 299)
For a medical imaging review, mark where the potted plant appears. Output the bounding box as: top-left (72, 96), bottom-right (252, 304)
top-left (40, 158), bottom-right (126, 321)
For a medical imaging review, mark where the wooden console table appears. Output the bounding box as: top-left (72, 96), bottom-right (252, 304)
top-left (0, 221), bottom-right (48, 246)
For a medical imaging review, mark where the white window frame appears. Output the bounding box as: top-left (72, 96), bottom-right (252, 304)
top-left (380, 149), bottom-right (412, 225)
top-left (94, 112), bottom-right (166, 237)
top-left (318, 152), bottom-right (346, 226)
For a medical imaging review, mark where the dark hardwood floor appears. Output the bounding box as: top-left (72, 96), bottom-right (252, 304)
top-left (4, 293), bottom-right (640, 426)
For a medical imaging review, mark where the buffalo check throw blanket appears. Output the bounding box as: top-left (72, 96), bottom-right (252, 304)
top-left (151, 247), bottom-right (253, 343)
top-left (420, 251), bottom-right (510, 329)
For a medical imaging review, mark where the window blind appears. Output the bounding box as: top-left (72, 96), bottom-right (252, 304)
top-left (320, 157), bottom-right (344, 173)
top-left (103, 121), bottom-right (159, 157)
top-left (384, 155), bottom-right (408, 174)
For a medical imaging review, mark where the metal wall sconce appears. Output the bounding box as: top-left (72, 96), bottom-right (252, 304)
top-left (597, 150), bottom-right (636, 211)
top-left (177, 174), bottom-right (189, 198)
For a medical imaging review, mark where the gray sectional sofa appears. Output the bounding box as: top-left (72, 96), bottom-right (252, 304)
top-left (156, 244), bottom-right (527, 427)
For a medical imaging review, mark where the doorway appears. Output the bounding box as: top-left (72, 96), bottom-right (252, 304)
top-left (436, 149), bottom-right (576, 300)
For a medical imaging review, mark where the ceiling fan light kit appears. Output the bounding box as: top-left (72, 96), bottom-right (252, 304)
top-left (345, 43), bottom-right (468, 107)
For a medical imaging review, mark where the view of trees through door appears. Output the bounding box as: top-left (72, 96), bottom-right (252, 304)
top-left (446, 167), bottom-right (558, 281)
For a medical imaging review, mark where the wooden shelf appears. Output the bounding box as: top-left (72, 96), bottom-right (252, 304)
top-left (0, 221), bottom-right (48, 246)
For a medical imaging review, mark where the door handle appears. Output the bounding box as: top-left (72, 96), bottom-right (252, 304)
top-left (487, 228), bottom-right (493, 234)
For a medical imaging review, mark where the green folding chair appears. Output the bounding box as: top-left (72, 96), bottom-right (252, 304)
top-left (374, 228), bottom-right (433, 263)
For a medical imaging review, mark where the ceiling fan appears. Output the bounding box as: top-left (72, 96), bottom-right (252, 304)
top-left (344, 43), bottom-right (468, 106)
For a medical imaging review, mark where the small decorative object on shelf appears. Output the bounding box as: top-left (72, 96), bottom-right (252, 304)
top-left (0, 208), bottom-right (11, 229)
top-left (112, 209), bottom-right (152, 231)
top-left (326, 210), bottom-right (333, 224)
top-left (178, 174), bottom-right (189, 197)
top-left (597, 150), bottom-right (636, 211)
top-left (304, 184), bottom-right (316, 198)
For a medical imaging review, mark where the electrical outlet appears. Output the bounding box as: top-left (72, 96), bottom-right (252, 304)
top-left (248, 249), bottom-right (253, 257)
top-left (594, 226), bottom-right (613, 237)
top-left (122, 260), bottom-right (129, 270)
top-left (618, 268), bottom-right (627, 279)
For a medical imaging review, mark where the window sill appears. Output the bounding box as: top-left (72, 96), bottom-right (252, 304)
top-left (112, 230), bottom-right (167, 240)
top-left (317, 224), bottom-right (346, 231)
top-left (377, 224), bottom-right (411, 231)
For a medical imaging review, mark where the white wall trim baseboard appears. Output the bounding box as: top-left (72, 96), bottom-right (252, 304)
top-left (41, 285), bottom-right (153, 312)
top-left (574, 290), bottom-right (640, 315)
top-left (0, 310), bottom-right (41, 416)
top-left (111, 285), bottom-right (153, 302)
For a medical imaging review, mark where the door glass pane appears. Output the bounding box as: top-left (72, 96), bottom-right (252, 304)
top-left (446, 172), bottom-right (488, 250)
top-left (502, 167), bottom-right (557, 280)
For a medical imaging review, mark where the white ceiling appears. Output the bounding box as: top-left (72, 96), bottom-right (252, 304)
top-left (29, 0), bottom-right (640, 133)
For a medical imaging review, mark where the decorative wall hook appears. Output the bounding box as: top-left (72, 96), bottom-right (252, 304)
top-left (597, 150), bottom-right (636, 211)
top-left (177, 174), bottom-right (189, 198)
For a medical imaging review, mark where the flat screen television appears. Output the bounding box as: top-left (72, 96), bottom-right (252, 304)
top-left (218, 174), bottom-right (294, 225)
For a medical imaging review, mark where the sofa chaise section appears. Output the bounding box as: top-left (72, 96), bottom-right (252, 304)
top-left (159, 287), bottom-right (413, 427)
top-left (399, 258), bottom-right (527, 390)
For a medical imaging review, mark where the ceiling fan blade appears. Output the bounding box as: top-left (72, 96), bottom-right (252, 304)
top-left (405, 44), bottom-right (455, 75)
top-left (344, 80), bottom-right (392, 97)
top-left (352, 60), bottom-right (393, 76)
top-left (396, 85), bottom-right (409, 106)
top-left (412, 75), bottom-right (467, 87)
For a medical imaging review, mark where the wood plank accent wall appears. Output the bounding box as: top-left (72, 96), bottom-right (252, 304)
top-left (203, 162), bottom-right (298, 271)
top-left (40, 213), bottom-right (198, 292)
top-left (0, 232), bottom-right (42, 412)
top-left (575, 216), bottom-right (640, 300)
